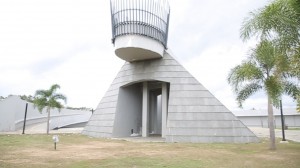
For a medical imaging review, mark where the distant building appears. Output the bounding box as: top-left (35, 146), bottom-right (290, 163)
top-left (234, 108), bottom-right (300, 128)
top-left (0, 96), bottom-right (92, 132)
top-left (82, 0), bottom-right (259, 143)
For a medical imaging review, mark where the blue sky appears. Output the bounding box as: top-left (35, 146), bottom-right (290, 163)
top-left (0, 0), bottom-right (297, 111)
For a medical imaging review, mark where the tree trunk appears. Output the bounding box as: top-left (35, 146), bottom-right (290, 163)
top-left (46, 107), bottom-right (50, 135)
top-left (267, 95), bottom-right (276, 150)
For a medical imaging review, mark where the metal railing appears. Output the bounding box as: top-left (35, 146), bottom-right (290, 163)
top-left (110, 0), bottom-right (170, 48)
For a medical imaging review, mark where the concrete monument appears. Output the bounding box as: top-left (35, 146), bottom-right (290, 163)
top-left (82, 0), bottom-right (259, 143)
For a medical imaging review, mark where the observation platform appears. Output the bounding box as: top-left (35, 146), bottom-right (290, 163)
top-left (110, 0), bottom-right (170, 62)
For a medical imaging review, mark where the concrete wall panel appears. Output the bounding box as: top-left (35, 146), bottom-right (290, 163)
top-left (116, 66), bottom-right (187, 78)
top-left (103, 89), bottom-right (119, 97)
top-left (170, 84), bottom-right (206, 91)
top-left (94, 108), bottom-right (116, 114)
top-left (168, 112), bottom-right (238, 121)
top-left (97, 102), bottom-right (117, 109)
top-left (169, 98), bottom-right (223, 106)
top-left (168, 120), bottom-right (244, 128)
top-left (100, 95), bottom-right (119, 103)
top-left (166, 128), bottom-right (255, 136)
top-left (169, 90), bottom-right (214, 98)
top-left (89, 114), bottom-right (115, 121)
top-left (168, 105), bottom-right (229, 113)
top-left (86, 120), bottom-right (114, 127)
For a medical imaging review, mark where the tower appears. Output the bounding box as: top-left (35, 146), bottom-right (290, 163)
top-left (82, 0), bottom-right (259, 143)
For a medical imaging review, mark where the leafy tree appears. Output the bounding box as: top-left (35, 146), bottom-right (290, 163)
top-left (20, 95), bottom-right (34, 103)
top-left (240, 0), bottom-right (300, 110)
top-left (33, 84), bottom-right (67, 134)
top-left (228, 40), bottom-right (300, 150)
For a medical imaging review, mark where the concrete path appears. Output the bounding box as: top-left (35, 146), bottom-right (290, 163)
top-left (114, 136), bottom-right (166, 143)
top-left (249, 127), bottom-right (300, 142)
top-left (0, 122), bottom-right (83, 135)
top-left (0, 128), bottom-right (83, 135)
top-left (1, 124), bottom-right (299, 143)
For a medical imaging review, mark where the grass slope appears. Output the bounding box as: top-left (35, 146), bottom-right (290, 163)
top-left (0, 134), bottom-right (300, 168)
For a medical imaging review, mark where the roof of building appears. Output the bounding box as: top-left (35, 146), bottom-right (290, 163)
top-left (232, 108), bottom-right (299, 117)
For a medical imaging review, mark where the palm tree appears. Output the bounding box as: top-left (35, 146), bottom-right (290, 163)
top-left (33, 84), bottom-right (67, 134)
top-left (240, 0), bottom-right (300, 51)
top-left (228, 40), bottom-right (300, 150)
top-left (240, 0), bottom-right (300, 110)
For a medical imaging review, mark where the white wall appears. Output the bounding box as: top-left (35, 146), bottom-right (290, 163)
top-left (238, 115), bottom-right (300, 128)
top-left (0, 96), bottom-right (19, 131)
top-left (0, 96), bottom-right (92, 132)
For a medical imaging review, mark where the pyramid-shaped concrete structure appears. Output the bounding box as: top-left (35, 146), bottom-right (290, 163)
top-left (82, 51), bottom-right (259, 143)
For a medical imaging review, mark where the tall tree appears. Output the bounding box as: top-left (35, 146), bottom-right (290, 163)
top-left (240, 0), bottom-right (300, 110)
top-left (240, 0), bottom-right (300, 50)
top-left (33, 84), bottom-right (67, 134)
top-left (228, 40), bottom-right (300, 150)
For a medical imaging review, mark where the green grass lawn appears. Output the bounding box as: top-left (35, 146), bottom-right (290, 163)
top-left (1, 134), bottom-right (300, 168)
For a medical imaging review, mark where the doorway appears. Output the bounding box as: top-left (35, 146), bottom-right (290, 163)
top-left (112, 81), bottom-right (168, 138)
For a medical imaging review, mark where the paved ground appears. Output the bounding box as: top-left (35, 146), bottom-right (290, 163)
top-left (249, 127), bottom-right (300, 142)
top-left (24, 123), bottom-right (83, 134)
top-left (0, 122), bottom-right (83, 135)
top-left (115, 127), bottom-right (300, 143)
top-left (1, 125), bottom-right (299, 142)
top-left (115, 136), bottom-right (166, 143)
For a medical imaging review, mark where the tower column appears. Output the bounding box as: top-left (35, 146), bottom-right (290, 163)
top-left (142, 82), bottom-right (149, 137)
top-left (149, 92), bottom-right (157, 134)
top-left (162, 82), bottom-right (168, 138)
